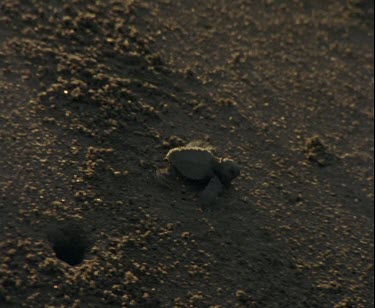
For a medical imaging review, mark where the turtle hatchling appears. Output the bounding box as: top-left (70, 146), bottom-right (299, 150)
top-left (157, 144), bottom-right (240, 205)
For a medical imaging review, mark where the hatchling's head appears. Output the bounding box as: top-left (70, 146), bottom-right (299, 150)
top-left (217, 158), bottom-right (240, 187)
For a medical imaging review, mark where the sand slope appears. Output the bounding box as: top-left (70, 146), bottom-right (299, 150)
top-left (0, 0), bottom-right (373, 307)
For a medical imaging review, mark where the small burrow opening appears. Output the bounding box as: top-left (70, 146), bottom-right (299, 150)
top-left (47, 221), bottom-right (89, 266)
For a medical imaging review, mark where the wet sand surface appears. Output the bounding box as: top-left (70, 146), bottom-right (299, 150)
top-left (0, 1), bottom-right (374, 307)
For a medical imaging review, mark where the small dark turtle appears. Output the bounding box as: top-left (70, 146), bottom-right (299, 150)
top-left (157, 145), bottom-right (240, 205)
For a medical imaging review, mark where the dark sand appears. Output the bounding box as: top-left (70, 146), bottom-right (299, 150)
top-left (0, 0), bottom-right (374, 307)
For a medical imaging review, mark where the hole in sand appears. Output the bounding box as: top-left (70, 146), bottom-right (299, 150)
top-left (47, 221), bottom-right (89, 266)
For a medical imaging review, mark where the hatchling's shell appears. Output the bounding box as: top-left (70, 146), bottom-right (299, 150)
top-left (166, 147), bottom-right (216, 180)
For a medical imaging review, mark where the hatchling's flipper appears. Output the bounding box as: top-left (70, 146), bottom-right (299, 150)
top-left (199, 176), bottom-right (223, 205)
top-left (155, 166), bottom-right (177, 188)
